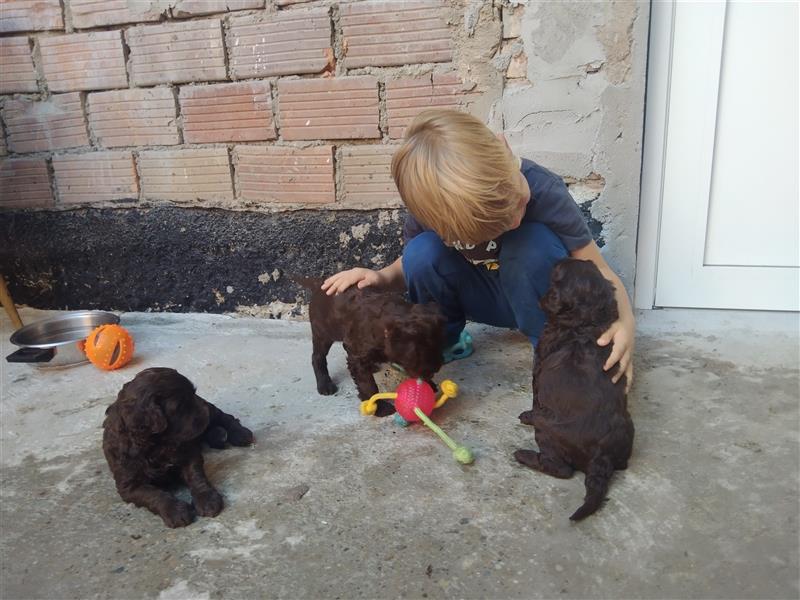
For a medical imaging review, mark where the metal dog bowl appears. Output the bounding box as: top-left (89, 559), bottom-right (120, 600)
top-left (7, 311), bottom-right (120, 367)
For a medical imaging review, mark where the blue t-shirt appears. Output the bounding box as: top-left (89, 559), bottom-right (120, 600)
top-left (402, 158), bottom-right (592, 267)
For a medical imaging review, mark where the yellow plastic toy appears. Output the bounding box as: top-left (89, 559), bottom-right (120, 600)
top-left (361, 378), bottom-right (473, 464)
top-left (360, 378), bottom-right (458, 418)
top-left (84, 324), bottom-right (135, 371)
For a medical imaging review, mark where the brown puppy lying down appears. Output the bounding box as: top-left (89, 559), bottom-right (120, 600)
top-left (297, 277), bottom-right (445, 416)
top-left (516, 259), bottom-right (634, 521)
top-left (103, 368), bottom-right (253, 528)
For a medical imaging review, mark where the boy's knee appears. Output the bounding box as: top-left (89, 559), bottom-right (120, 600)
top-left (402, 232), bottom-right (457, 282)
top-left (501, 222), bottom-right (567, 275)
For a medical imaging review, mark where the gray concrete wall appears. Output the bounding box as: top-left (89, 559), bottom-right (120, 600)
top-left (495, 0), bottom-right (650, 289)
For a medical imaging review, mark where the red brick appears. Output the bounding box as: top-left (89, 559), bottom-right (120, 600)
top-left (53, 151), bottom-right (138, 204)
top-left (69, 0), bottom-right (166, 29)
top-left (127, 20), bottom-right (227, 87)
top-left (180, 82), bottom-right (276, 144)
top-left (339, 145), bottom-right (401, 208)
top-left (0, 136), bottom-right (7, 157)
top-left (39, 31), bottom-right (128, 93)
top-left (139, 148), bottom-right (233, 202)
top-left (341, 0), bottom-right (451, 68)
top-left (235, 145), bottom-right (334, 204)
top-left (0, 0), bottom-right (63, 33)
top-left (228, 9), bottom-right (333, 79)
top-left (386, 72), bottom-right (471, 138)
top-left (2, 93), bottom-right (89, 154)
top-left (70, 0), bottom-right (264, 27)
top-left (0, 37), bottom-right (37, 94)
top-left (87, 88), bottom-right (180, 148)
top-left (278, 77), bottom-right (379, 141)
top-left (170, 0), bottom-right (264, 18)
top-left (0, 158), bottom-right (53, 209)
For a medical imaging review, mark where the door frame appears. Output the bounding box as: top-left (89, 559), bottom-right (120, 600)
top-left (634, 0), bottom-right (674, 310)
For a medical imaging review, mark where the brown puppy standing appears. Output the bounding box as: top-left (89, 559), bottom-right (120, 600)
top-left (296, 277), bottom-right (445, 416)
top-left (103, 368), bottom-right (253, 528)
top-left (515, 259), bottom-right (634, 521)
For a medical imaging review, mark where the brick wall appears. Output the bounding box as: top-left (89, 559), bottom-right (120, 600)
top-left (0, 1), bottom-right (649, 311)
top-left (0, 0), bottom-right (507, 212)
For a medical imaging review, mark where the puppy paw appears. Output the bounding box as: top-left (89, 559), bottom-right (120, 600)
top-left (518, 410), bottom-right (535, 426)
top-left (513, 449), bottom-right (540, 469)
top-left (227, 424), bottom-right (254, 447)
top-left (162, 500), bottom-right (196, 528)
top-left (204, 426), bottom-right (228, 449)
top-left (317, 379), bottom-right (338, 396)
top-left (374, 399), bottom-right (396, 418)
top-left (193, 489), bottom-right (224, 518)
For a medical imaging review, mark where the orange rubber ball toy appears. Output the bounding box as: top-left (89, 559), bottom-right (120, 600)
top-left (84, 324), bottom-right (135, 371)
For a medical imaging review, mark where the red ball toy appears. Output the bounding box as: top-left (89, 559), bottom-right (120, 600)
top-left (394, 378), bottom-right (436, 423)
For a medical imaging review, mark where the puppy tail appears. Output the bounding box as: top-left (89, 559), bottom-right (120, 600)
top-left (570, 453), bottom-right (614, 521)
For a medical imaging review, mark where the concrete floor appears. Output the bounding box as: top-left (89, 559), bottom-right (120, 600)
top-left (0, 307), bottom-right (798, 600)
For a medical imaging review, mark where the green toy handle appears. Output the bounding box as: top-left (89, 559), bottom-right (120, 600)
top-left (413, 407), bottom-right (474, 465)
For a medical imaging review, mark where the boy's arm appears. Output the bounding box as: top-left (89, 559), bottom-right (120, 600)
top-left (570, 240), bottom-right (635, 392)
top-left (321, 257), bottom-right (405, 296)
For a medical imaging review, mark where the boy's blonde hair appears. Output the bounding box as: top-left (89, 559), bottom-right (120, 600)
top-left (391, 109), bottom-right (523, 245)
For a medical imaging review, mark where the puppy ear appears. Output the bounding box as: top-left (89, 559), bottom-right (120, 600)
top-left (427, 305), bottom-right (447, 336)
top-left (540, 287), bottom-right (563, 316)
top-left (421, 302), bottom-right (444, 319)
top-left (384, 318), bottom-right (403, 339)
top-left (118, 389), bottom-right (167, 437)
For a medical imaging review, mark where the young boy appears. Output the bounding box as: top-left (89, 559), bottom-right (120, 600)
top-left (322, 109), bottom-right (635, 389)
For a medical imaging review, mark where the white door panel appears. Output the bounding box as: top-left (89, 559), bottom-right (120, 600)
top-left (654, 1), bottom-right (799, 310)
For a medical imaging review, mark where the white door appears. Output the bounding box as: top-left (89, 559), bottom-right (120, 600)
top-left (647, 1), bottom-right (799, 311)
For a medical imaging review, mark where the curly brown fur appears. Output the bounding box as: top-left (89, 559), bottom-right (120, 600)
top-left (102, 367), bottom-right (253, 528)
top-left (297, 277), bottom-right (445, 416)
top-left (515, 259), bottom-right (634, 521)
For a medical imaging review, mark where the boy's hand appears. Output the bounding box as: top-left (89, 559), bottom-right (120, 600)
top-left (321, 268), bottom-right (384, 295)
top-left (597, 318), bottom-right (635, 393)
top-left (570, 240), bottom-right (635, 394)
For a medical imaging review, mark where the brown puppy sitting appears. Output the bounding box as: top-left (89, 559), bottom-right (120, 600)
top-left (103, 368), bottom-right (253, 528)
top-left (515, 259), bottom-right (634, 521)
top-left (298, 277), bottom-right (445, 416)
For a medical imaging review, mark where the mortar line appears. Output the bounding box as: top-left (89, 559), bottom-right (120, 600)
top-left (29, 35), bottom-right (50, 99)
top-left (77, 91), bottom-right (95, 148)
top-left (269, 77), bottom-right (282, 140)
top-left (330, 3), bottom-right (344, 77)
top-left (119, 27), bottom-right (133, 89)
top-left (170, 85), bottom-right (184, 145)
